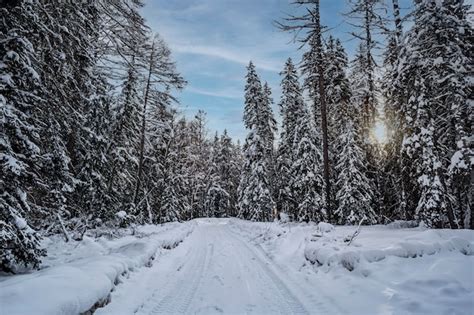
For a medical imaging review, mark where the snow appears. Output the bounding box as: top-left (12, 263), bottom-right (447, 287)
top-left (0, 153), bottom-right (23, 175)
top-left (1, 219), bottom-right (473, 315)
top-left (13, 216), bottom-right (27, 230)
top-left (317, 222), bottom-right (335, 233)
top-left (115, 210), bottom-right (127, 219)
top-left (228, 219), bottom-right (474, 314)
top-left (0, 222), bottom-right (195, 315)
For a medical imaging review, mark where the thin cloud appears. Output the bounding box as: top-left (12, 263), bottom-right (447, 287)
top-left (186, 86), bottom-right (243, 99)
top-left (171, 44), bottom-right (282, 73)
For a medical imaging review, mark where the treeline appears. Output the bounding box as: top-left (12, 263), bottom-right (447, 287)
top-left (1, 0), bottom-right (472, 273)
top-left (1, 1), bottom-right (242, 272)
top-left (238, 0), bottom-right (472, 229)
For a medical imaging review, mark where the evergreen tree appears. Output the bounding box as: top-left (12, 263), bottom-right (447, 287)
top-left (238, 62), bottom-right (275, 221)
top-left (106, 55), bottom-right (143, 217)
top-left (187, 110), bottom-right (211, 219)
top-left (335, 120), bottom-right (377, 225)
top-left (0, 0), bottom-right (45, 271)
top-left (290, 104), bottom-right (324, 222)
top-left (261, 82), bottom-right (277, 162)
top-left (344, 0), bottom-right (386, 142)
top-left (276, 58), bottom-right (302, 216)
top-left (205, 134), bottom-right (230, 218)
top-left (133, 34), bottom-right (185, 217)
top-left (324, 36), bottom-right (352, 211)
top-left (217, 130), bottom-right (240, 217)
top-left (395, 0), bottom-right (472, 228)
top-left (278, 0), bottom-right (332, 215)
top-left (239, 130), bottom-right (274, 221)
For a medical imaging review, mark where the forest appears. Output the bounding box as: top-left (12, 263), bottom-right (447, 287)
top-left (1, 0), bottom-right (472, 276)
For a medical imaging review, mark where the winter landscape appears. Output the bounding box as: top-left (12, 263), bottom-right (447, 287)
top-left (1, 0), bottom-right (473, 314)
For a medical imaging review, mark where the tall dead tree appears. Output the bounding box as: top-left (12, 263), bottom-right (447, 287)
top-left (276, 0), bottom-right (332, 218)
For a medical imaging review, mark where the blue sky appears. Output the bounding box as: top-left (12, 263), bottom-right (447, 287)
top-left (141, 0), bottom-right (412, 141)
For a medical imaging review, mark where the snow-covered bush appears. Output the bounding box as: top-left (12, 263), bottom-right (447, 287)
top-left (317, 222), bottom-right (335, 233)
top-left (113, 211), bottom-right (134, 228)
top-left (386, 220), bottom-right (419, 229)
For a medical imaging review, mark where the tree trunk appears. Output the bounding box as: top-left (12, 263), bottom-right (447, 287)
top-left (134, 40), bottom-right (156, 207)
top-left (314, 0), bottom-right (331, 219)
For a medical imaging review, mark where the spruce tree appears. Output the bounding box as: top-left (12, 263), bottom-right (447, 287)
top-left (0, 0), bottom-right (45, 271)
top-left (238, 62), bottom-right (275, 221)
top-left (335, 120), bottom-right (377, 225)
top-left (276, 58), bottom-right (302, 217)
top-left (290, 104), bottom-right (324, 222)
top-left (324, 36), bottom-right (352, 211)
top-left (205, 134), bottom-right (230, 218)
top-left (395, 0), bottom-right (472, 228)
top-left (278, 0), bottom-right (332, 215)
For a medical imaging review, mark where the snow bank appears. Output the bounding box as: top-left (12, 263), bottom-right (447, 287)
top-left (304, 229), bottom-right (474, 271)
top-left (317, 222), bottom-right (335, 233)
top-left (228, 219), bottom-right (474, 314)
top-left (0, 222), bottom-right (195, 315)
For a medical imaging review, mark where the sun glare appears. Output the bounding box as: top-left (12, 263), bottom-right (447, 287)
top-left (373, 121), bottom-right (387, 144)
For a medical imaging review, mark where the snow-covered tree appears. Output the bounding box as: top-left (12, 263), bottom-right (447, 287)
top-left (278, 0), bottom-right (332, 213)
top-left (261, 82), bottom-right (277, 161)
top-left (238, 62), bottom-right (275, 221)
top-left (290, 104), bottom-right (324, 222)
top-left (106, 55), bottom-right (143, 217)
top-left (335, 121), bottom-right (377, 225)
top-left (276, 58), bottom-right (301, 216)
top-left (205, 134), bottom-right (230, 218)
top-left (0, 0), bottom-right (45, 271)
top-left (133, 34), bottom-right (185, 216)
top-left (345, 0), bottom-right (386, 143)
top-left (324, 36), bottom-right (352, 211)
top-left (215, 130), bottom-right (241, 217)
top-left (395, 0), bottom-right (472, 228)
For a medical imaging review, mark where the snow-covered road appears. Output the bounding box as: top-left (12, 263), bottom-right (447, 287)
top-left (98, 219), bottom-right (335, 315)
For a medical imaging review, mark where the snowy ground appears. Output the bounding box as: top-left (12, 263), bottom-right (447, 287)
top-left (1, 218), bottom-right (473, 315)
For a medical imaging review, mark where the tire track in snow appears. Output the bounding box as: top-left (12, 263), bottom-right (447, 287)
top-left (247, 238), bottom-right (343, 315)
top-left (135, 229), bottom-right (210, 315)
top-left (225, 228), bottom-right (309, 315)
top-left (121, 220), bottom-right (339, 314)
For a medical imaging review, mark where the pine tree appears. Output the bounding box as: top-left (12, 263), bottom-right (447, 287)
top-left (331, 46), bottom-right (377, 224)
top-left (227, 136), bottom-right (243, 217)
top-left (205, 133), bottom-right (230, 218)
top-left (278, 0), bottom-right (331, 216)
top-left (377, 0), bottom-right (408, 223)
top-left (324, 36), bottom-right (352, 211)
top-left (276, 58), bottom-right (301, 217)
top-left (146, 90), bottom-right (176, 223)
top-left (187, 110), bottom-right (211, 219)
top-left (344, 0), bottom-right (386, 142)
top-left (0, 0), bottom-right (45, 271)
top-left (335, 120), bottom-right (377, 224)
top-left (106, 55), bottom-right (143, 218)
top-left (213, 130), bottom-right (240, 217)
top-left (395, 0), bottom-right (472, 228)
top-left (345, 0), bottom-right (388, 219)
top-left (349, 42), bottom-right (379, 215)
top-left (238, 62), bottom-right (275, 221)
top-left (290, 104), bottom-right (325, 222)
top-left (239, 131), bottom-right (274, 221)
top-left (158, 117), bottom-right (192, 223)
top-left (261, 82), bottom-right (277, 162)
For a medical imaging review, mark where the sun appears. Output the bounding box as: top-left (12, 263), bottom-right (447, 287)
top-left (373, 121), bottom-right (387, 144)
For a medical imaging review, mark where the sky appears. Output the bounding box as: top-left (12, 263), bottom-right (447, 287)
top-left (141, 0), bottom-right (413, 141)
